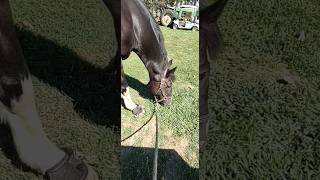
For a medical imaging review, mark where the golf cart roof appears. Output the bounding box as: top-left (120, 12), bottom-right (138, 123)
top-left (180, 5), bottom-right (198, 9)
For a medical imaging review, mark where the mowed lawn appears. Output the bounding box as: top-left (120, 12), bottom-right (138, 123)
top-left (202, 0), bottom-right (320, 179)
top-left (0, 0), bottom-right (120, 179)
top-left (121, 27), bottom-right (199, 179)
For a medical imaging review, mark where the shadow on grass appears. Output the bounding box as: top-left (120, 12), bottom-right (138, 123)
top-left (17, 28), bottom-right (120, 127)
top-left (125, 75), bottom-right (154, 101)
top-left (121, 146), bottom-right (198, 180)
top-left (0, 27), bottom-right (120, 175)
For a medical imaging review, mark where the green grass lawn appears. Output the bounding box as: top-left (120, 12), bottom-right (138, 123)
top-left (121, 27), bottom-right (199, 179)
top-left (0, 0), bottom-right (120, 179)
top-left (3, 0), bottom-right (318, 179)
top-left (202, 0), bottom-right (320, 179)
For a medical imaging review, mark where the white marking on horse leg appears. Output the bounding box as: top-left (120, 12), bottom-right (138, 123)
top-left (121, 87), bottom-right (138, 111)
top-left (0, 77), bottom-right (65, 173)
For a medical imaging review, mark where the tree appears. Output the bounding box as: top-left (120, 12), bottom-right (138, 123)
top-left (144, 0), bottom-right (198, 10)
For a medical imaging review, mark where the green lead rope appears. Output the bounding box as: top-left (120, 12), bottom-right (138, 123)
top-left (121, 97), bottom-right (160, 180)
top-left (152, 98), bottom-right (160, 180)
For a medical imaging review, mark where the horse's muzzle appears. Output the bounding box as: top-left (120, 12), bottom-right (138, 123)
top-left (159, 97), bottom-right (172, 106)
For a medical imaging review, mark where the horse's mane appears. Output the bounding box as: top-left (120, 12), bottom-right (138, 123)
top-left (134, 0), bottom-right (168, 61)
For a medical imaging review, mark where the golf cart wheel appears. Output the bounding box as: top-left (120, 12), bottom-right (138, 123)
top-left (161, 9), bottom-right (174, 26)
top-left (173, 24), bottom-right (178, 30)
top-left (192, 26), bottom-right (198, 31)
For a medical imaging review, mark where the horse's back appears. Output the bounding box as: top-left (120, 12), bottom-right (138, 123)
top-left (121, 0), bottom-right (166, 62)
top-left (120, 0), bottom-right (137, 59)
top-left (121, 0), bottom-right (146, 59)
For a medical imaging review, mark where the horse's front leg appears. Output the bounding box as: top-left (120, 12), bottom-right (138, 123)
top-left (121, 63), bottom-right (144, 116)
top-left (199, 56), bottom-right (210, 150)
top-left (0, 78), bottom-right (97, 180)
top-left (199, 0), bottom-right (227, 150)
top-left (0, 0), bottom-right (97, 179)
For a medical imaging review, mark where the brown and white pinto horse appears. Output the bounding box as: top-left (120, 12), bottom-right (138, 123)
top-left (0, 0), bottom-right (101, 179)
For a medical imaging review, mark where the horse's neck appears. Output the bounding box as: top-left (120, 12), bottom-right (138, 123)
top-left (128, 0), bottom-right (168, 78)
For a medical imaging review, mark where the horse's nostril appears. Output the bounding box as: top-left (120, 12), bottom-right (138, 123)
top-left (160, 98), bottom-right (172, 106)
top-left (155, 95), bottom-right (161, 101)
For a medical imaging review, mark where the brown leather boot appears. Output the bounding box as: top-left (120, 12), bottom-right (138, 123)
top-left (45, 148), bottom-right (98, 180)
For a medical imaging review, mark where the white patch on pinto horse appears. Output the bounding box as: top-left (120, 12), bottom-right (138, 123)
top-left (0, 77), bottom-right (65, 173)
top-left (121, 87), bottom-right (138, 111)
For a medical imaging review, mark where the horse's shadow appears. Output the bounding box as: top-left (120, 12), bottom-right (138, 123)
top-left (18, 28), bottom-right (120, 127)
top-left (121, 146), bottom-right (199, 179)
top-left (125, 75), bottom-right (154, 101)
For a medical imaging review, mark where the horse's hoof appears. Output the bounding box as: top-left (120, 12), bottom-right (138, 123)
top-left (199, 114), bottom-right (209, 151)
top-left (45, 148), bottom-right (99, 180)
top-left (132, 106), bottom-right (145, 117)
top-left (199, 140), bottom-right (207, 151)
top-left (86, 165), bottom-right (99, 180)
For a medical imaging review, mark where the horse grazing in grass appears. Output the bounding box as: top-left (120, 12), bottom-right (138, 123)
top-left (199, 0), bottom-right (228, 148)
top-left (105, 0), bottom-right (176, 116)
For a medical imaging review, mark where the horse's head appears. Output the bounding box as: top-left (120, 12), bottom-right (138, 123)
top-left (149, 60), bottom-right (176, 106)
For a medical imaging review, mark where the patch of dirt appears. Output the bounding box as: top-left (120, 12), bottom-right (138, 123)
top-left (138, 117), bottom-right (156, 147)
top-left (121, 117), bottom-right (197, 164)
top-left (181, 84), bottom-right (196, 90)
top-left (121, 116), bottom-right (156, 148)
top-left (161, 131), bottom-right (190, 157)
top-left (271, 63), bottom-right (301, 85)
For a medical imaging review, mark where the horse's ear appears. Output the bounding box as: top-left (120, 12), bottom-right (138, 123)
top-left (166, 67), bottom-right (177, 81)
top-left (167, 67), bottom-right (177, 75)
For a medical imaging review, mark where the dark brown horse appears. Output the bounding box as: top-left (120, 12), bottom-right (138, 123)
top-left (199, 0), bottom-right (228, 148)
top-left (105, 0), bottom-right (176, 116)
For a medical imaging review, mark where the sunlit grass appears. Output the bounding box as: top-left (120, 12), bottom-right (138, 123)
top-left (121, 27), bottom-right (199, 179)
